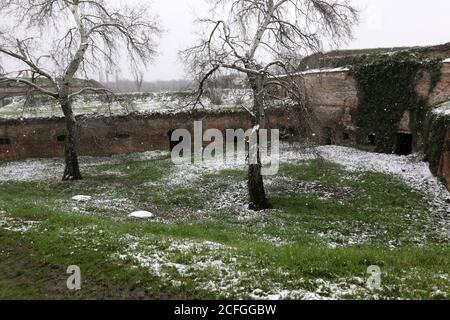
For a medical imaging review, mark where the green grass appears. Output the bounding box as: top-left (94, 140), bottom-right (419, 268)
top-left (0, 156), bottom-right (448, 300)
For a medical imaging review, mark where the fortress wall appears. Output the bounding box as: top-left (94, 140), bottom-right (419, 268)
top-left (0, 110), bottom-right (297, 161)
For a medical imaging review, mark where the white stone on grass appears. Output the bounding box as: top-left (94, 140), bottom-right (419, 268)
top-left (129, 211), bottom-right (154, 219)
top-left (72, 195), bottom-right (92, 202)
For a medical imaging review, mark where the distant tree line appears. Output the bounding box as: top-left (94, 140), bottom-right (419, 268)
top-left (104, 73), bottom-right (247, 93)
top-left (104, 79), bottom-right (194, 93)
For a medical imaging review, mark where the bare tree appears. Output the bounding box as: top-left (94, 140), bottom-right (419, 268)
top-left (0, 0), bottom-right (160, 181)
top-left (133, 69), bottom-right (145, 92)
top-left (183, 0), bottom-right (358, 210)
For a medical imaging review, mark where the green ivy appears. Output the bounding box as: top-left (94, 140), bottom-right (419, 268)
top-left (348, 52), bottom-right (442, 153)
top-left (425, 114), bottom-right (449, 174)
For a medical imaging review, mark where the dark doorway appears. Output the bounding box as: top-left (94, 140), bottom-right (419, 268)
top-left (57, 135), bottom-right (66, 142)
top-left (396, 133), bottom-right (413, 155)
top-left (324, 127), bottom-right (333, 145)
top-left (367, 134), bottom-right (376, 146)
top-left (343, 132), bottom-right (350, 141)
top-left (0, 138), bottom-right (11, 145)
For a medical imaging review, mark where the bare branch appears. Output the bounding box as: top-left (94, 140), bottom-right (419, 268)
top-left (183, 0), bottom-right (358, 105)
top-left (0, 77), bottom-right (58, 97)
top-left (68, 86), bottom-right (114, 98)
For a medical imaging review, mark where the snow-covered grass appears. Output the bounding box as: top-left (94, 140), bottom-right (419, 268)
top-left (0, 210), bottom-right (41, 234)
top-left (0, 150), bottom-right (169, 182)
top-left (0, 143), bottom-right (449, 299)
top-left (0, 89), bottom-right (254, 119)
top-left (317, 145), bottom-right (450, 217)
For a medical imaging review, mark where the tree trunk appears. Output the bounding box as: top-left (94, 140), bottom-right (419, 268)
top-left (60, 96), bottom-right (83, 181)
top-left (247, 73), bottom-right (272, 211)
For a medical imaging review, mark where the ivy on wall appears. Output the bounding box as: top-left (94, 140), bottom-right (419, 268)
top-left (346, 52), bottom-right (442, 153)
top-left (425, 113), bottom-right (449, 175)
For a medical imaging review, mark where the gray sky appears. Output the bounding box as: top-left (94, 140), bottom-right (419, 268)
top-left (144, 0), bottom-right (450, 81)
top-left (2, 0), bottom-right (450, 82)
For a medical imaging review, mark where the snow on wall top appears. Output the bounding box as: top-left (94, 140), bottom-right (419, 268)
top-left (299, 67), bottom-right (350, 75)
top-left (433, 100), bottom-right (450, 117)
top-left (0, 89), bottom-right (255, 120)
top-left (443, 58), bottom-right (450, 63)
top-left (274, 67), bottom-right (350, 78)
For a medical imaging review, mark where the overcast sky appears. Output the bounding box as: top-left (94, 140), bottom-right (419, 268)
top-left (1, 0), bottom-right (450, 82)
top-left (143, 0), bottom-right (450, 82)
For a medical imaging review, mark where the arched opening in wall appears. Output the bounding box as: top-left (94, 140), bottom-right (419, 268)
top-left (324, 127), bottom-right (333, 145)
top-left (395, 133), bottom-right (413, 155)
top-left (0, 138), bottom-right (11, 146)
top-left (367, 134), bottom-right (376, 146)
top-left (57, 135), bottom-right (66, 142)
top-left (116, 132), bottom-right (131, 140)
top-left (343, 132), bottom-right (350, 141)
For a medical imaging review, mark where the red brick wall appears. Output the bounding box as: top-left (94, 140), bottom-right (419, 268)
top-left (0, 109), bottom-right (299, 161)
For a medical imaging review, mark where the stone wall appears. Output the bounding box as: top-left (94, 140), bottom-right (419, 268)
top-left (294, 62), bottom-right (450, 189)
top-left (294, 62), bottom-right (450, 148)
top-left (300, 42), bottom-right (450, 70)
top-left (300, 69), bottom-right (359, 146)
top-left (438, 128), bottom-right (450, 189)
top-left (0, 109), bottom-right (300, 161)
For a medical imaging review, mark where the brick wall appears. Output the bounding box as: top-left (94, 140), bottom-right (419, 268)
top-left (300, 42), bottom-right (450, 70)
top-left (299, 69), bottom-right (359, 146)
top-left (291, 62), bottom-right (450, 146)
top-left (0, 109), bottom-right (300, 161)
top-left (438, 127), bottom-right (450, 190)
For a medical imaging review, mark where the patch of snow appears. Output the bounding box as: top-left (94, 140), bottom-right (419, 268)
top-left (129, 211), bottom-right (154, 219)
top-left (443, 58), bottom-right (450, 63)
top-left (0, 150), bottom-right (168, 182)
top-left (72, 195), bottom-right (92, 202)
top-left (250, 277), bottom-right (370, 300)
top-left (0, 211), bottom-right (41, 234)
top-left (275, 67), bottom-right (349, 78)
top-left (317, 145), bottom-right (450, 227)
top-left (433, 101), bottom-right (450, 116)
top-left (318, 229), bottom-right (374, 248)
top-left (260, 235), bottom-right (291, 247)
top-left (0, 158), bottom-right (64, 182)
top-left (300, 67), bottom-right (350, 75)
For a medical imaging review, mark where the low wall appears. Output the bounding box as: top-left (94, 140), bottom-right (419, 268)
top-left (0, 109), bottom-right (300, 161)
